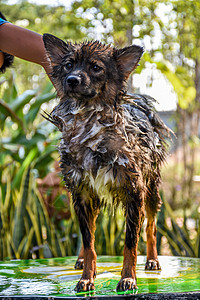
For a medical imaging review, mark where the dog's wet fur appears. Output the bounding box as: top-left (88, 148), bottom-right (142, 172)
top-left (43, 34), bottom-right (170, 293)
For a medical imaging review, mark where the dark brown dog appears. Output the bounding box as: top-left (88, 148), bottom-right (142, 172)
top-left (43, 34), bottom-right (170, 293)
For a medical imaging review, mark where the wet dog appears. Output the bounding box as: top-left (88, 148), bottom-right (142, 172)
top-left (43, 34), bottom-right (170, 292)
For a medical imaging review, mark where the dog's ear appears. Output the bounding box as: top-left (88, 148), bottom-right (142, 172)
top-left (114, 45), bottom-right (143, 79)
top-left (43, 34), bottom-right (73, 65)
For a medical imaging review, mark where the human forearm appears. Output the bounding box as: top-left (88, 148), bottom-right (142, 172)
top-left (0, 22), bottom-right (52, 76)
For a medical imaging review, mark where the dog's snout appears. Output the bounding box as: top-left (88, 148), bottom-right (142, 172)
top-left (67, 75), bottom-right (81, 87)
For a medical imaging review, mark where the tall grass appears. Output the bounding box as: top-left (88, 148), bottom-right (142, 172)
top-left (156, 191), bottom-right (200, 258)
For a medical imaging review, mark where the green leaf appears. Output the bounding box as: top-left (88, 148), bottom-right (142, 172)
top-left (12, 149), bottom-right (38, 189)
top-left (10, 90), bottom-right (37, 112)
top-left (25, 92), bottom-right (56, 125)
top-left (12, 167), bottom-right (31, 256)
top-left (0, 99), bottom-right (25, 131)
top-left (2, 74), bottom-right (18, 103)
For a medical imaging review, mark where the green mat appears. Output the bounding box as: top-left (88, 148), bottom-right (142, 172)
top-left (0, 256), bottom-right (199, 297)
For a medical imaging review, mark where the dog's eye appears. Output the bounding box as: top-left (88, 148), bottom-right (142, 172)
top-left (92, 64), bottom-right (102, 72)
top-left (64, 62), bottom-right (73, 71)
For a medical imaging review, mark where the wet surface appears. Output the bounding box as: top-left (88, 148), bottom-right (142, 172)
top-left (0, 256), bottom-right (199, 297)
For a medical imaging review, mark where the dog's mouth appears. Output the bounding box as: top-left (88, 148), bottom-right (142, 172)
top-left (64, 85), bottom-right (98, 100)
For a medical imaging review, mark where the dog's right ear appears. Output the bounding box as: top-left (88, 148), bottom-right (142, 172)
top-left (43, 34), bottom-right (73, 65)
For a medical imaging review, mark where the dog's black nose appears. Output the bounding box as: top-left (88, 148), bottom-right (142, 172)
top-left (67, 75), bottom-right (81, 87)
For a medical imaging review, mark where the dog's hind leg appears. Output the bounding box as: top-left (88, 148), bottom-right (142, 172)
top-left (75, 244), bottom-right (84, 270)
top-left (117, 190), bottom-right (144, 292)
top-left (145, 183), bottom-right (162, 270)
top-left (73, 192), bottom-right (99, 292)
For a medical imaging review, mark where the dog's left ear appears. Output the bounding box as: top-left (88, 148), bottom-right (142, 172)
top-left (114, 45), bottom-right (144, 79)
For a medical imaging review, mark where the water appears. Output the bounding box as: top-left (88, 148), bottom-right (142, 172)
top-left (0, 256), bottom-right (199, 297)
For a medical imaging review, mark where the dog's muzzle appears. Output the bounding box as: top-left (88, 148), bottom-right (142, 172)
top-left (64, 74), bottom-right (97, 99)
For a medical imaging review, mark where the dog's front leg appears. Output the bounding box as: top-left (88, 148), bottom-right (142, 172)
top-left (73, 193), bottom-right (99, 292)
top-left (117, 192), bottom-right (144, 292)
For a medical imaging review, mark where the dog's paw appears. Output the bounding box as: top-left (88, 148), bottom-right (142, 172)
top-left (116, 277), bottom-right (138, 292)
top-left (74, 258), bottom-right (84, 269)
top-left (145, 259), bottom-right (161, 270)
top-left (75, 279), bottom-right (95, 292)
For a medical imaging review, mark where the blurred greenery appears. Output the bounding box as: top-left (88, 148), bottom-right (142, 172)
top-left (157, 191), bottom-right (200, 258)
top-left (0, 0), bottom-right (200, 259)
top-left (0, 164), bottom-right (80, 260)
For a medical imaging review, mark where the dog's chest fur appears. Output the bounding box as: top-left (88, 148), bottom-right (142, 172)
top-left (50, 94), bottom-right (167, 205)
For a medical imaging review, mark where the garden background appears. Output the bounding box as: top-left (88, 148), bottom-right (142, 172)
top-left (0, 0), bottom-right (199, 261)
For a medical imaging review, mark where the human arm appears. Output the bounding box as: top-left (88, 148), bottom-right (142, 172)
top-left (0, 15), bottom-right (52, 78)
top-left (0, 13), bottom-right (14, 72)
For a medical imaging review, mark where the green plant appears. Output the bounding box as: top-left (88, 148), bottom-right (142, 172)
top-left (0, 73), bottom-right (69, 260)
top-left (95, 209), bottom-right (125, 256)
top-left (0, 73), bottom-right (58, 181)
top-left (0, 164), bottom-right (79, 260)
top-left (157, 192), bottom-right (200, 258)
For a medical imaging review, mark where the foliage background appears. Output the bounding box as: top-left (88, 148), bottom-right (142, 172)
top-left (0, 0), bottom-right (199, 260)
